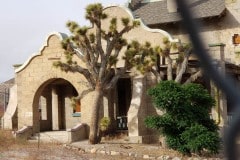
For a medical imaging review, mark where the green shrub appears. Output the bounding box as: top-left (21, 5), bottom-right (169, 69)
top-left (145, 81), bottom-right (220, 155)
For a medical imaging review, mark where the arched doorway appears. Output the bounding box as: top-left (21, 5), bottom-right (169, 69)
top-left (33, 78), bottom-right (78, 132)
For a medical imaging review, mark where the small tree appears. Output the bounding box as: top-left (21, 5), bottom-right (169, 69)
top-left (145, 81), bottom-right (220, 155)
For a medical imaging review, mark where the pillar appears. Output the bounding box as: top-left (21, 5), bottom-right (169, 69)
top-left (209, 43), bottom-right (227, 135)
top-left (52, 86), bottom-right (59, 130)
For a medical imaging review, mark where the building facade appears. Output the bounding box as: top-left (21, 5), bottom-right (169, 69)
top-left (129, 0), bottom-right (240, 133)
top-left (3, 1), bottom-right (240, 143)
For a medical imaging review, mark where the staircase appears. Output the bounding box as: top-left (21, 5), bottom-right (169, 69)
top-left (30, 131), bottom-right (69, 143)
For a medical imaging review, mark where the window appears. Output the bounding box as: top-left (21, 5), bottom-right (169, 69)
top-left (72, 98), bottom-right (81, 117)
top-left (74, 100), bottom-right (81, 113)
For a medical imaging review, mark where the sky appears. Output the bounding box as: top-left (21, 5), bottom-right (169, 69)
top-left (0, 0), bottom-right (127, 83)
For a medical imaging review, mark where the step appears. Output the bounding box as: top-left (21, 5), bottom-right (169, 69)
top-left (30, 131), bottom-right (68, 143)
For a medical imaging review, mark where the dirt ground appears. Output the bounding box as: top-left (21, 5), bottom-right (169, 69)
top-left (0, 130), bottom-right (142, 160)
top-left (0, 130), bottom-right (225, 160)
top-left (0, 143), bottom-right (141, 160)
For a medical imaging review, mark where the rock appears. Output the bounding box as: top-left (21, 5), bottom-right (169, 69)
top-left (157, 155), bottom-right (170, 160)
top-left (187, 158), bottom-right (200, 160)
top-left (120, 152), bottom-right (129, 156)
top-left (172, 157), bottom-right (181, 160)
top-left (129, 152), bottom-right (136, 157)
top-left (110, 151), bottom-right (120, 156)
top-left (143, 155), bottom-right (150, 159)
top-left (97, 150), bottom-right (106, 154)
top-left (90, 148), bottom-right (97, 153)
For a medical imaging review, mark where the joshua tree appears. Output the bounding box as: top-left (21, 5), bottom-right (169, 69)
top-left (125, 38), bottom-right (201, 83)
top-left (54, 3), bottom-right (140, 144)
top-left (55, 3), bottom-right (201, 145)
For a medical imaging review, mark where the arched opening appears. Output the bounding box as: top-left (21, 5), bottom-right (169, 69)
top-left (33, 78), bottom-right (78, 132)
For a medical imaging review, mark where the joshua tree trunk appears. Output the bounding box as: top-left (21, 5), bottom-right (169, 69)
top-left (166, 55), bottom-right (173, 80)
top-left (89, 84), bottom-right (103, 144)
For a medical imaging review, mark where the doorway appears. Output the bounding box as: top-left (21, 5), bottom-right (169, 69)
top-left (116, 78), bottom-right (132, 130)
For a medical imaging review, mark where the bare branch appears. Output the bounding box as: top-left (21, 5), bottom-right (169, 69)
top-left (83, 34), bottom-right (96, 64)
top-left (166, 55), bottom-right (173, 80)
top-left (55, 62), bottom-right (96, 88)
top-left (175, 48), bottom-right (192, 83)
top-left (150, 68), bottom-right (162, 82)
top-left (184, 70), bottom-right (202, 84)
top-left (105, 68), bottom-right (126, 90)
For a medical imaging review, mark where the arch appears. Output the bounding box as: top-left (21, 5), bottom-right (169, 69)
top-left (32, 78), bottom-right (79, 132)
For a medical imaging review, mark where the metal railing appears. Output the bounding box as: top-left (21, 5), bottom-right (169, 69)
top-left (116, 116), bottom-right (128, 130)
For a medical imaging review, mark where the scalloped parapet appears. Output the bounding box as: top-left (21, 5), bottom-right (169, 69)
top-left (15, 32), bottom-right (67, 73)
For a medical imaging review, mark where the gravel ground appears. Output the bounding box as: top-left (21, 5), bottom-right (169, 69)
top-left (0, 143), bottom-right (144, 160)
top-left (0, 130), bottom-right (225, 160)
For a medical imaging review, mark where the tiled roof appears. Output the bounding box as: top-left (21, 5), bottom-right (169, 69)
top-left (131, 0), bottom-right (226, 26)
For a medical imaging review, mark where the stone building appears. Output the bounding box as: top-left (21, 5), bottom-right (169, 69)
top-left (129, 0), bottom-right (240, 134)
top-left (0, 79), bottom-right (14, 128)
top-left (2, 5), bottom-right (177, 143)
top-left (2, 1), bottom-right (240, 143)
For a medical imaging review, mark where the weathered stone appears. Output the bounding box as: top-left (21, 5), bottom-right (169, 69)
top-left (119, 152), bottom-right (129, 156)
top-left (110, 151), bottom-right (120, 156)
top-left (172, 157), bottom-right (181, 160)
top-left (90, 148), bottom-right (97, 153)
top-left (129, 152), bottom-right (136, 157)
top-left (97, 150), bottom-right (106, 154)
top-left (143, 155), bottom-right (150, 159)
top-left (158, 155), bottom-right (170, 160)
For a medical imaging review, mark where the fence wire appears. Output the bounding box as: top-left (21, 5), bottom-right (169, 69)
top-left (176, 1), bottom-right (240, 159)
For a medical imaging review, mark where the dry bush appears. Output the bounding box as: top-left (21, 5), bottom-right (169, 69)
top-left (0, 130), bottom-right (28, 150)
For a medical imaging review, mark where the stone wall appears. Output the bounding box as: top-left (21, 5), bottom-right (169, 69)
top-left (162, 0), bottom-right (240, 64)
top-left (15, 33), bottom-right (90, 133)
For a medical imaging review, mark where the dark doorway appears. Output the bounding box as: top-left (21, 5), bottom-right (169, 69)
top-left (117, 78), bottom-right (132, 130)
top-left (117, 78), bottom-right (132, 116)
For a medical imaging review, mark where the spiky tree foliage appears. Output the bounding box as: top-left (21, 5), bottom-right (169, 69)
top-left (54, 3), bottom-right (140, 144)
top-left (125, 37), bottom-right (201, 83)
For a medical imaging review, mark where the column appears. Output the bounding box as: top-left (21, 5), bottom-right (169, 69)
top-left (52, 86), bottom-right (59, 130)
top-left (209, 43), bottom-right (227, 135)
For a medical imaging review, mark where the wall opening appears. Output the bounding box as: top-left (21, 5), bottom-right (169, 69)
top-left (34, 78), bottom-right (78, 132)
top-left (116, 78), bottom-right (132, 130)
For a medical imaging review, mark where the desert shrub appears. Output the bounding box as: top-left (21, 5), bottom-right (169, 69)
top-left (100, 117), bottom-right (111, 132)
top-left (145, 81), bottom-right (220, 155)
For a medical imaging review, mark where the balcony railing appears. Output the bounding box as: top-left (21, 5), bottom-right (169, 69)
top-left (116, 116), bottom-right (128, 130)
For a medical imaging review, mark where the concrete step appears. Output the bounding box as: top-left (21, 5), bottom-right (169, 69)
top-left (30, 131), bottom-right (68, 143)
